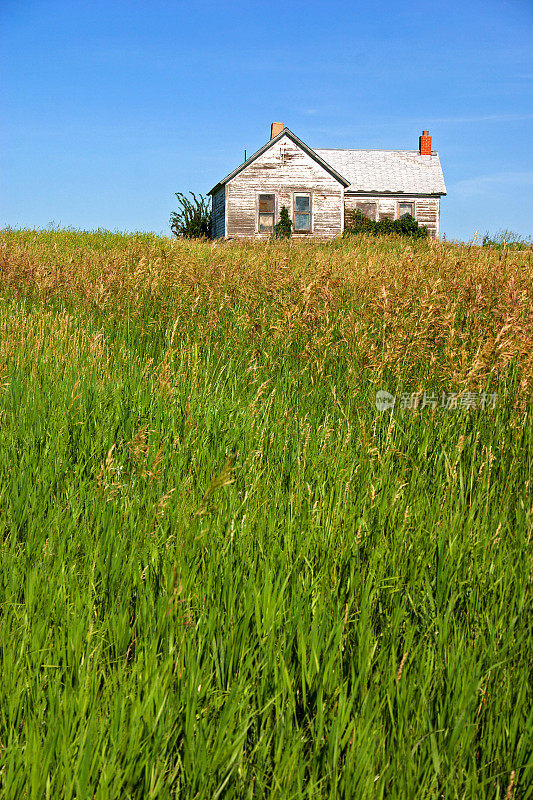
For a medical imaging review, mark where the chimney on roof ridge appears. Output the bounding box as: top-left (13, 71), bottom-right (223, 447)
top-left (271, 122), bottom-right (284, 139)
top-left (419, 130), bottom-right (432, 155)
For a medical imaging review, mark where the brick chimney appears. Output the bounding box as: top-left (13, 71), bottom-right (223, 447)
top-left (271, 122), bottom-right (284, 139)
top-left (419, 130), bottom-right (432, 155)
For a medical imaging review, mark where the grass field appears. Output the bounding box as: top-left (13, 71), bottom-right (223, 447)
top-left (0, 228), bottom-right (532, 799)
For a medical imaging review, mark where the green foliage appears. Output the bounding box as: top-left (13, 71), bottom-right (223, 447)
top-left (482, 228), bottom-right (532, 250)
top-left (274, 205), bottom-right (293, 238)
top-left (170, 191), bottom-right (212, 239)
top-left (345, 209), bottom-right (429, 239)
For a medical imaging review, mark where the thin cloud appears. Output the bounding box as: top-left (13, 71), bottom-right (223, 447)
top-left (429, 113), bottom-right (533, 124)
top-left (454, 172), bottom-right (533, 196)
top-left (307, 113), bottom-right (533, 141)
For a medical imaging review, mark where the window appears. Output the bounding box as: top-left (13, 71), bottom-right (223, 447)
top-left (258, 194), bottom-right (275, 232)
top-left (356, 202), bottom-right (377, 220)
top-left (398, 202), bottom-right (414, 219)
top-left (294, 193), bottom-right (311, 232)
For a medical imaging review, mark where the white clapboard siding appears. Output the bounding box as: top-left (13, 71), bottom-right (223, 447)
top-left (414, 198), bottom-right (440, 239)
top-left (226, 136), bottom-right (343, 239)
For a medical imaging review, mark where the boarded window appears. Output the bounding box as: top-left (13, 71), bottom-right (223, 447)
top-left (398, 202), bottom-right (414, 218)
top-left (258, 194), bottom-right (275, 232)
top-left (294, 193), bottom-right (311, 232)
top-left (356, 202), bottom-right (377, 220)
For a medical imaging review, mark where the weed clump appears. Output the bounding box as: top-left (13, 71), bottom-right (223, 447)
top-left (345, 209), bottom-right (429, 238)
top-left (170, 191), bottom-right (212, 238)
top-left (482, 228), bottom-right (532, 250)
top-left (274, 205), bottom-right (293, 238)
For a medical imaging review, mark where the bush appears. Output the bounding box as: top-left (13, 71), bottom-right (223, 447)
top-left (274, 206), bottom-right (293, 238)
top-left (170, 192), bottom-right (212, 239)
top-left (344, 210), bottom-right (428, 239)
top-left (482, 229), bottom-right (531, 250)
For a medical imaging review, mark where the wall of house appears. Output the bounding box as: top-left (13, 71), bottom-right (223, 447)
top-left (344, 195), bottom-right (441, 239)
top-left (225, 135), bottom-right (344, 238)
top-left (211, 187), bottom-right (226, 240)
top-left (415, 198), bottom-right (440, 240)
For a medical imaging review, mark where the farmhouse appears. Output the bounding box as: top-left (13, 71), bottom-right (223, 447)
top-left (209, 123), bottom-right (446, 240)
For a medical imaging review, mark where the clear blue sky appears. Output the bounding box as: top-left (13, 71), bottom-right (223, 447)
top-left (2, 0), bottom-right (532, 241)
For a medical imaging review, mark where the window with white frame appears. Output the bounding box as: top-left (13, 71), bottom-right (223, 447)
top-left (294, 193), bottom-right (311, 232)
top-left (398, 202), bottom-right (415, 219)
top-left (258, 194), bottom-right (275, 232)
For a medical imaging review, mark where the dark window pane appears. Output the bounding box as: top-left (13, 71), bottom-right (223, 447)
top-left (294, 213), bottom-right (310, 231)
top-left (356, 202), bottom-right (376, 220)
top-left (259, 213), bottom-right (274, 231)
top-left (259, 195), bottom-right (274, 213)
top-left (399, 203), bottom-right (414, 218)
top-left (295, 194), bottom-right (310, 212)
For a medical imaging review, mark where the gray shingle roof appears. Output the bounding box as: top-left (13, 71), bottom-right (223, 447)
top-left (313, 148), bottom-right (446, 195)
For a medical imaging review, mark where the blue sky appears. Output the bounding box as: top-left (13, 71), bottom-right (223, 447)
top-left (1, 0), bottom-right (532, 241)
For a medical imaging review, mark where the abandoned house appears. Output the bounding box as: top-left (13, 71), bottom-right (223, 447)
top-left (209, 123), bottom-right (446, 240)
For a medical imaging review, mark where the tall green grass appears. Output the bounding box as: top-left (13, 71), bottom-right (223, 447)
top-left (0, 229), bottom-right (531, 798)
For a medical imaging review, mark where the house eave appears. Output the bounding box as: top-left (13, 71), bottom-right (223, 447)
top-left (344, 189), bottom-right (447, 197)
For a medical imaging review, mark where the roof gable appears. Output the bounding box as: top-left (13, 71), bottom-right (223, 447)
top-left (208, 128), bottom-right (350, 195)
